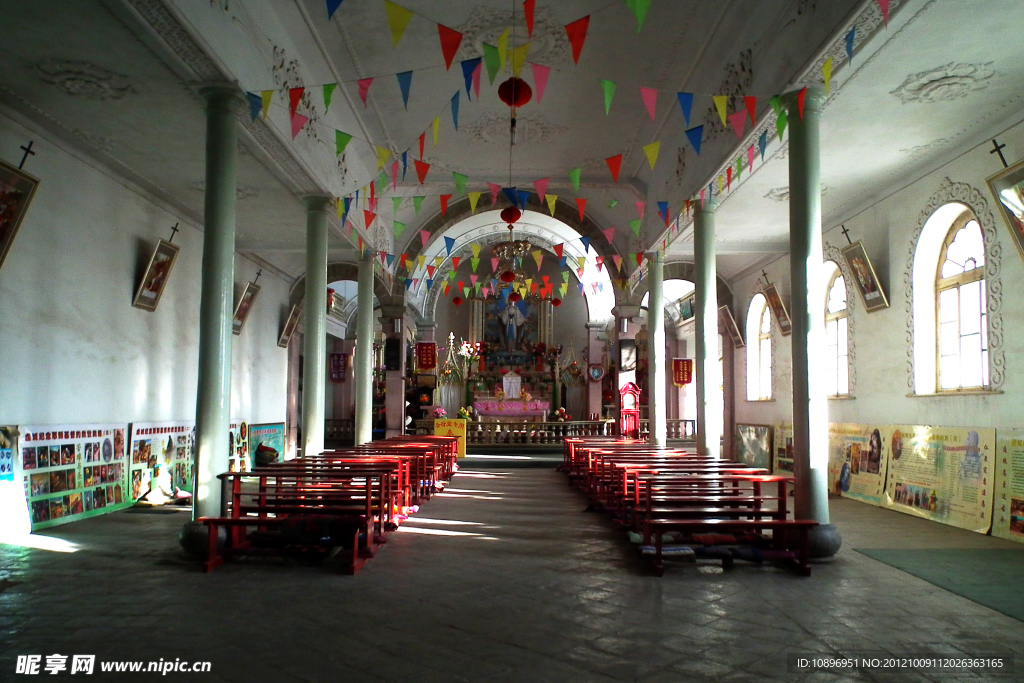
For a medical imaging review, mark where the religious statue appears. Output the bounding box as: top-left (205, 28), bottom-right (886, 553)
top-left (498, 302), bottom-right (527, 353)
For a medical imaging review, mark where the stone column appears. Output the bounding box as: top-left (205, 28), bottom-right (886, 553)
top-left (647, 253), bottom-right (667, 447)
top-left (354, 256), bottom-right (375, 445)
top-left (338, 337), bottom-right (357, 421)
top-left (786, 87), bottom-right (840, 556)
top-left (300, 196), bottom-right (331, 457)
top-left (468, 299), bottom-right (483, 345)
top-left (612, 305), bottom-right (640, 428)
top-left (694, 200), bottom-right (722, 457)
top-left (586, 322), bottom-right (605, 419)
top-left (189, 85), bottom-right (243, 527)
top-left (380, 304), bottom-right (407, 439)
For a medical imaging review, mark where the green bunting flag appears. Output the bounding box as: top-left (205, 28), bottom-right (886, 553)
top-left (561, 271), bottom-right (570, 283)
top-left (568, 167), bottom-right (581, 193)
top-left (471, 257), bottom-right (480, 272)
top-left (600, 79), bottom-right (616, 115)
top-left (607, 199), bottom-right (618, 209)
top-left (776, 110), bottom-right (788, 141)
top-left (323, 83), bottom-right (337, 111)
top-left (335, 131), bottom-right (352, 155)
top-left (482, 43), bottom-right (501, 84)
top-left (453, 172), bottom-right (468, 196)
top-left (629, 218), bottom-right (643, 236)
top-left (393, 197), bottom-right (402, 213)
top-left (394, 220), bottom-right (405, 237)
top-left (413, 196), bottom-right (424, 215)
top-left (624, 0), bottom-right (651, 32)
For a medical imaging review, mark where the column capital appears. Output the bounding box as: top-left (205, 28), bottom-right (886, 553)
top-left (303, 194), bottom-right (334, 214)
top-left (417, 320), bottom-right (437, 330)
top-left (198, 83), bottom-right (246, 113)
top-left (378, 304), bottom-right (406, 320)
top-left (695, 197), bottom-right (720, 215)
top-left (781, 86), bottom-right (826, 115)
top-left (612, 305), bottom-right (642, 320)
top-left (585, 321), bottom-right (607, 330)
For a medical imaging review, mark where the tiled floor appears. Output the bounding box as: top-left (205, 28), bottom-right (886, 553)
top-left (2, 468), bottom-right (1023, 682)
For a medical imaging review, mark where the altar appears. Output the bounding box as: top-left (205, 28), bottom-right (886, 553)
top-left (474, 399), bottom-right (550, 423)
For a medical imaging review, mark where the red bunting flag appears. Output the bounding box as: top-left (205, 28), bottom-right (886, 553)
top-left (564, 16), bottom-right (589, 64)
top-left (640, 87), bottom-right (657, 121)
top-left (575, 197), bottom-right (587, 221)
top-left (440, 194), bottom-right (452, 215)
top-left (744, 96), bottom-right (757, 123)
top-left (390, 160), bottom-right (399, 189)
top-left (363, 210), bottom-right (376, 228)
top-left (289, 87), bottom-right (304, 114)
top-left (635, 252), bottom-right (644, 266)
top-left (606, 154), bottom-right (622, 183)
top-left (438, 25), bottom-right (463, 70)
top-left (457, 281), bottom-right (464, 291)
top-left (553, 244), bottom-right (564, 258)
top-left (877, 0), bottom-right (889, 24)
top-left (798, 86), bottom-right (807, 120)
top-left (418, 132), bottom-right (425, 159)
top-left (400, 253), bottom-right (408, 269)
top-left (357, 78), bottom-right (373, 106)
top-left (596, 256), bottom-right (604, 271)
top-left (726, 167), bottom-right (732, 191)
top-left (414, 159), bottom-right (430, 183)
top-left (488, 182), bottom-right (501, 204)
top-left (524, 0), bottom-right (536, 36)
top-left (603, 227), bottom-right (615, 243)
top-left (452, 257), bottom-right (461, 269)
top-left (427, 265), bottom-right (436, 277)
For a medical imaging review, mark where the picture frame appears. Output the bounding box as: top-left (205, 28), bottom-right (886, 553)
top-left (132, 239), bottom-right (180, 312)
top-left (841, 240), bottom-right (889, 312)
top-left (277, 304), bottom-right (302, 348)
top-left (736, 423), bottom-right (773, 471)
top-left (986, 159), bottom-right (1024, 265)
top-left (619, 339), bottom-right (637, 372)
top-left (762, 283), bottom-right (792, 336)
top-left (587, 363), bottom-right (605, 382)
top-left (719, 305), bottom-right (744, 347)
top-left (231, 281), bottom-right (261, 335)
top-left (0, 159), bottom-right (40, 272)
top-left (678, 294), bottom-right (695, 321)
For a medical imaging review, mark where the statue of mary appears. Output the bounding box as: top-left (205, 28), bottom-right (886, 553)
top-left (498, 302), bottom-right (527, 353)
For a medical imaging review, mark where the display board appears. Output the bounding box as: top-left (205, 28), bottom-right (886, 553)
top-left (829, 423), bottom-right (889, 506)
top-left (993, 429), bottom-right (1024, 544)
top-left (228, 420), bottom-right (249, 472)
top-left (883, 426), bottom-right (995, 534)
top-left (128, 422), bottom-right (195, 501)
top-left (16, 423), bottom-right (130, 529)
top-left (433, 418), bottom-right (466, 458)
top-left (249, 423), bottom-right (286, 467)
top-left (736, 424), bottom-right (772, 470)
top-left (773, 423), bottom-right (794, 473)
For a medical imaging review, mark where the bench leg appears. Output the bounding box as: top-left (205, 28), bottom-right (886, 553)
top-left (204, 523), bottom-right (223, 573)
top-left (652, 530), bottom-right (665, 577)
top-left (797, 529), bottom-right (811, 577)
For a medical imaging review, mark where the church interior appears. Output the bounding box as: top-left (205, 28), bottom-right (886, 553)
top-left (2, 0), bottom-right (1024, 679)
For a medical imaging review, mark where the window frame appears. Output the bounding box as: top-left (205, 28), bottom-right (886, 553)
top-left (746, 294), bottom-right (772, 401)
top-left (823, 265), bottom-right (850, 398)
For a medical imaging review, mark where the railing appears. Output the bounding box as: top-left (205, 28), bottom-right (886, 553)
top-left (325, 419), bottom-right (355, 441)
top-left (465, 420), bottom-right (613, 445)
top-left (639, 419), bottom-right (696, 440)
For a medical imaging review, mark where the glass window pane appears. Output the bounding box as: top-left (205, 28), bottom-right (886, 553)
top-left (939, 355), bottom-right (960, 389)
top-left (760, 307), bottom-right (770, 334)
top-left (838, 318), bottom-right (848, 350)
top-left (961, 334), bottom-right (982, 387)
top-left (825, 319), bottom-right (837, 345)
top-left (938, 288), bottom-right (958, 323)
top-left (959, 281), bottom-right (981, 334)
top-left (838, 360), bottom-right (849, 395)
top-left (939, 321), bottom-right (959, 356)
top-left (827, 275), bottom-right (847, 313)
top-left (941, 259), bottom-right (963, 278)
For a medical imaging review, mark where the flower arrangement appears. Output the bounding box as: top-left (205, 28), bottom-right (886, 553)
top-left (553, 407), bottom-right (571, 422)
top-left (494, 387), bottom-right (505, 400)
top-left (432, 407), bottom-right (447, 418)
top-left (458, 341), bottom-right (484, 359)
top-left (520, 390), bottom-right (533, 403)
top-left (457, 406), bottom-right (474, 419)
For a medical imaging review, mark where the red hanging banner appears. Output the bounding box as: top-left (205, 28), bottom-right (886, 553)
top-left (416, 342), bottom-right (437, 370)
top-left (672, 358), bottom-right (693, 387)
top-left (329, 352), bottom-right (348, 383)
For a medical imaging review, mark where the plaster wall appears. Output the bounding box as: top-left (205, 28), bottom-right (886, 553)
top-left (0, 113), bottom-right (289, 427)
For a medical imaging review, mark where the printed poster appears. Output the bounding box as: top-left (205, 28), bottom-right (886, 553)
top-left (433, 418), bottom-right (466, 458)
top-left (993, 429), bottom-right (1024, 544)
top-left (773, 422), bottom-right (794, 474)
top-left (883, 425), bottom-right (995, 534)
top-left (829, 423), bottom-right (889, 506)
top-left (129, 421), bottom-right (195, 501)
top-left (16, 423), bottom-right (130, 529)
top-left (228, 420), bottom-right (249, 472)
top-left (249, 422), bottom-right (285, 467)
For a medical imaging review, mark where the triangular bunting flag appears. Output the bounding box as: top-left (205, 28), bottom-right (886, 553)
top-left (576, 256), bottom-right (586, 269)
top-left (524, 0), bottom-right (536, 36)
top-left (531, 63), bottom-right (550, 103)
top-left (470, 243), bottom-right (482, 259)
top-left (394, 220), bottom-right (406, 237)
top-left (511, 42), bottom-right (530, 77)
top-left (288, 87), bottom-right (304, 114)
top-left (599, 79), bottom-right (616, 114)
top-left (517, 189), bottom-right (529, 209)
top-left (393, 196), bottom-right (402, 213)
top-left (531, 249), bottom-right (543, 269)
top-left (533, 178), bottom-right (549, 203)
top-left (482, 43), bottom-right (501, 84)
top-left (438, 24), bottom-right (463, 70)
top-left (375, 146), bottom-right (390, 171)
top-left (568, 167), bottom-right (581, 193)
top-left (461, 57), bottom-right (481, 98)
top-left (776, 110), bottom-right (787, 141)
top-left (396, 71), bottom-right (413, 109)
top-left (452, 258), bottom-right (461, 270)
top-left (384, 1), bottom-right (414, 47)
top-left (468, 191), bottom-right (482, 213)
top-left (553, 243), bottom-right (564, 258)
top-left (391, 160), bottom-right (399, 189)
top-left (432, 116), bottom-right (440, 145)
top-left (357, 78), bottom-right (373, 107)
top-left (546, 194), bottom-right (558, 216)
top-left (823, 57), bottom-right (833, 93)
top-left (290, 112), bottom-right (308, 138)
top-left (246, 92), bottom-right (261, 122)
top-left (471, 260), bottom-right (479, 274)
top-left (657, 201), bottom-right (669, 226)
top-left (414, 196), bottom-right (425, 216)
top-left (444, 236), bottom-right (455, 255)
top-left (612, 254), bottom-right (622, 271)
top-left (326, 0), bottom-right (344, 19)
top-left (685, 125), bottom-right (703, 154)
top-left (636, 252), bottom-right (644, 266)
top-left (579, 236), bottom-right (590, 253)
top-left (845, 26), bottom-right (856, 62)
top-left (502, 187), bottom-right (518, 206)
top-left (606, 154), bottom-right (622, 182)
top-left (677, 92), bottom-right (693, 125)
top-left (575, 197), bottom-right (586, 221)
top-left (608, 199), bottom-right (618, 208)
top-left (602, 227), bottom-right (615, 243)
top-left (260, 91), bottom-right (272, 119)
top-left (472, 61), bottom-right (482, 99)
top-left (564, 16), bottom-right (589, 64)
top-left (453, 172), bottom-right (468, 196)
top-left (748, 145), bottom-right (756, 171)
top-left (334, 130), bottom-right (353, 156)
top-left (635, 201), bottom-right (646, 219)
top-left (744, 95), bottom-right (757, 123)
top-left (640, 86), bottom-right (657, 121)
top-left (420, 229), bottom-right (430, 247)
top-left (323, 83), bottom-right (337, 111)
top-left (877, 0), bottom-right (889, 25)
top-left (440, 194), bottom-right (452, 215)
top-left (727, 110), bottom-right (746, 138)
top-left (496, 28), bottom-right (509, 73)
top-left (713, 95), bottom-right (728, 125)
top-left (450, 91), bottom-right (460, 130)
top-left (759, 130), bottom-right (768, 159)
top-left (414, 159), bottom-right (430, 183)
top-left (488, 182), bottom-right (502, 204)
top-left (491, 257), bottom-right (500, 272)
top-left (363, 210), bottom-right (376, 228)
top-left (642, 141), bottom-right (660, 170)
top-left (798, 87), bottom-right (807, 120)
top-left (625, 0), bottom-right (651, 31)
top-left (629, 218), bottom-right (642, 236)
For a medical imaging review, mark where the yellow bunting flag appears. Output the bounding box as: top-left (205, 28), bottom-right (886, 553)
top-left (717, 175), bottom-right (724, 193)
top-left (432, 116), bottom-right (440, 145)
top-left (510, 42), bottom-right (530, 77)
top-left (471, 243), bottom-right (482, 258)
top-left (260, 91), bottom-right (272, 119)
top-left (576, 256), bottom-right (586, 269)
top-left (713, 95), bottom-right (728, 125)
top-left (496, 28), bottom-right (509, 73)
top-left (546, 194), bottom-right (558, 216)
top-left (823, 56), bottom-right (833, 93)
top-left (468, 191), bottom-right (482, 213)
top-left (384, 1), bottom-right (414, 47)
top-left (434, 256), bottom-right (443, 267)
top-left (531, 249), bottom-right (542, 269)
top-left (642, 141), bottom-right (660, 170)
top-left (417, 254), bottom-right (425, 270)
top-left (375, 146), bottom-right (390, 171)
top-left (335, 198), bottom-right (342, 219)
top-left (560, 283), bottom-right (568, 297)
top-left (525, 278), bottom-right (532, 289)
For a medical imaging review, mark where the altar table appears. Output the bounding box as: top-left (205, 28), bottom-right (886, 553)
top-left (474, 399), bottom-right (550, 423)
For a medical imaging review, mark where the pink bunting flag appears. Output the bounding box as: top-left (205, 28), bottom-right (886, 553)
top-left (420, 230), bottom-right (430, 247)
top-left (357, 78), bottom-right (373, 107)
top-left (290, 112), bottom-right (308, 138)
top-left (877, 0), bottom-right (889, 24)
top-left (602, 227), bottom-right (615, 243)
top-left (747, 145), bottom-right (755, 171)
top-left (472, 62), bottom-right (482, 100)
top-left (727, 110), bottom-right (746, 138)
top-left (612, 254), bottom-right (622, 270)
top-left (634, 201), bottom-right (645, 219)
top-left (640, 87), bottom-right (657, 121)
top-left (596, 256), bottom-right (604, 272)
top-left (390, 160), bottom-right (399, 189)
top-left (533, 177), bottom-right (549, 203)
top-left (531, 63), bottom-right (550, 103)
top-left (470, 275), bottom-right (478, 286)
top-left (491, 257), bottom-right (500, 272)
top-left (488, 182), bottom-right (502, 204)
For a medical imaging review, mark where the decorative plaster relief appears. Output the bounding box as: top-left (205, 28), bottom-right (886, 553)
top-left (462, 111), bottom-right (565, 145)
top-left (764, 185), bottom-right (829, 202)
top-left (890, 63), bottom-right (995, 104)
top-left (34, 60), bottom-right (132, 100)
top-left (905, 177), bottom-right (1003, 390)
top-left (192, 180), bottom-right (259, 200)
top-left (454, 6), bottom-right (571, 66)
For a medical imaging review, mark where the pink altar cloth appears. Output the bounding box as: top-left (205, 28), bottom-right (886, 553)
top-left (474, 399), bottom-right (550, 418)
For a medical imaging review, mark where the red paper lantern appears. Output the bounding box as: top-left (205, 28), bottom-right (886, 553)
top-left (500, 270), bottom-right (516, 283)
top-left (453, 296), bottom-right (463, 306)
top-left (498, 77), bottom-right (532, 108)
top-left (552, 298), bottom-right (562, 307)
top-left (500, 206), bottom-right (521, 224)
top-left (509, 292), bottom-right (521, 302)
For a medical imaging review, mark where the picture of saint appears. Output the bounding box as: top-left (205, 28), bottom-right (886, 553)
top-left (841, 241), bottom-right (889, 311)
top-left (22, 447), bottom-right (36, 470)
top-left (132, 239), bottom-right (180, 312)
top-left (891, 430), bottom-right (903, 460)
top-left (867, 429), bottom-right (882, 475)
top-left (762, 283), bottom-right (792, 335)
top-left (232, 282), bottom-right (261, 335)
top-left (0, 160), bottom-right (40, 273)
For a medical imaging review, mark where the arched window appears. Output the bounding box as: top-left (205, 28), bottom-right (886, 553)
top-left (936, 215), bottom-right (987, 389)
top-left (823, 261), bottom-right (849, 397)
top-left (746, 293), bottom-right (771, 400)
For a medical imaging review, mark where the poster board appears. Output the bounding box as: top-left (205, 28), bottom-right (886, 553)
top-left (829, 423), bottom-right (889, 506)
top-left (228, 420), bottom-right (249, 472)
top-left (992, 429), bottom-right (1024, 544)
top-left (883, 426), bottom-right (995, 534)
top-left (128, 421), bottom-right (195, 501)
top-left (16, 423), bottom-right (130, 529)
top-left (736, 424), bottom-right (772, 470)
top-left (773, 422), bottom-right (794, 473)
top-left (433, 418), bottom-right (466, 458)
top-left (249, 423), bottom-right (286, 467)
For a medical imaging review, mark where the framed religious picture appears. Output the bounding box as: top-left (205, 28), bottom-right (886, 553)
top-left (587, 363), bottom-right (605, 382)
top-left (678, 294), bottom-right (695, 321)
top-left (277, 304), bottom-right (302, 348)
top-left (132, 239), bottom-right (180, 312)
top-left (762, 283), bottom-right (792, 336)
top-left (231, 281), bottom-right (261, 335)
top-left (719, 305), bottom-right (744, 347)
top-left (841, 240), bottom-right (889, 312)
top-left (0, 159), bottom-right (40, 272)
top-left (619, 339), bottom-right (637, 372)
top-left (987, 159), bottom-right (1024, 265)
